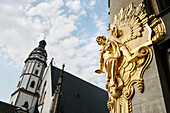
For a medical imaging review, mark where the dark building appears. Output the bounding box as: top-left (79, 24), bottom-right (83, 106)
top-left (0, 101), bottom-right (17, 113)
top-left (39, 61), bottom-right (109, 113)
top-left (50, 64), bottom-right (109, 113)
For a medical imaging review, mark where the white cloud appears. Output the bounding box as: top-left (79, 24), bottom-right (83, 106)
top-left (88, 0), bottom-right (96, 9)
top-left (0, 0), bottom-right (35, 5)
top-left (26, 0), bottom-right (64, 17)
top-left (91, 13), bottom-right (108, 36)
top-left (79, 10), bottom-right (87, 16)
top-left (48, 15), bottom-right (78, 43)
top-left (59, 36), bottom-right (83, 49)
top-left (66, 0), bottom-right (81, 13)
top-left (0, 0), bottom-right (109, 102)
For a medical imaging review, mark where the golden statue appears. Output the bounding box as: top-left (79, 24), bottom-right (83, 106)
top-left (95, 3), bottom-right (166, 113)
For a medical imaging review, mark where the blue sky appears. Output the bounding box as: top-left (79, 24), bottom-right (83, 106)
top-left (0, 0), bottom-right (109, 102)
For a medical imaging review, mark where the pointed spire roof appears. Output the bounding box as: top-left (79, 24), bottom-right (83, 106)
top-left (38, 39), bottom-right (47, 49)
top-left (30, 39), bottom-right (47, 58)
top-left (25, 39), bottom-right (48, 67)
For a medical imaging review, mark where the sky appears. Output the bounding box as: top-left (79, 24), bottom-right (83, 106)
top-left (0, 0), bottom-right (110, 102)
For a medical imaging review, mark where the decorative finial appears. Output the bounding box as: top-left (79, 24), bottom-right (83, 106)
top-left (44, 37), bottom-right (46, 40)
top-left (51, 58), bottom-right (54, 65)
top-left (38, 39), bottom-right (47, 49)
top-left (62, 63), bottom-right (65, 70)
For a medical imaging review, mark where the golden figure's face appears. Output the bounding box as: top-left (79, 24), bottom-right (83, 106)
top-left (96, 37), bottom-right (106, 45)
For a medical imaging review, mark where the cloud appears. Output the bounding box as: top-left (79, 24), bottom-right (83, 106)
top-left (88, 0), bottom-right (96, 9)
top-left (66, 0), bottom-right (81, 13)
top-left (91, 13), bottom-right (108, 36)
top-left (0, 0), bottom-right (103, 72)
top-left (59, 36), bottom-right (84, 49)
top-left (26, 0), bottom-right (64, 17)
top-left (48, 14), bottom-right (78, 43)
top-left (0, 0), bottom-right (109, 102)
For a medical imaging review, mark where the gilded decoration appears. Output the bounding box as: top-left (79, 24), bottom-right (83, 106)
top-left (95, 3), bottom-right (166, 113)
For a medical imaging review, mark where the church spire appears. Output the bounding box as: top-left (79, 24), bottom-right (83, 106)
top-left (50, 64), bottom-right (65, 113)
top-left (25, 39), bottom-right (47, 67)
top-left (38, 39), bottom-right (46, 49)
top-left (10, 39), bottom-right (48, 109)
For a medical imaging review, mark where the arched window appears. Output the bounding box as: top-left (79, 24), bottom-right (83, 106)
top-left (35, 70), bottom-right (39, 75)
top-left (23, 101), bottom-right (29, 109)
top-left (30, 81), bottom-right (35, 88)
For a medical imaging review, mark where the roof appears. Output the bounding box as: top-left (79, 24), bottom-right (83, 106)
top-left (0, 101), bottom-right (17, 113)
top-left (51, 65), bottom-right (61, 95)
top-left (51, 65), bottom-right (109, 113)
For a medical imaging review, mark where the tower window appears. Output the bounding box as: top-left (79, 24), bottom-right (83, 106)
top-left (30, 81), bottom-right (35, 88)
top-left (23, 101), bottom-right (29, 109)
top-left (35, 70), bottom-right (39, 75)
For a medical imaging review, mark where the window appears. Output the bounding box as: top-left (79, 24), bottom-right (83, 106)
top-left (30, 81), bottom-right (35, 88)
top-left (23, 101), bottom-right (29, 109)
top-left (35, 70), bottom-right (39, 75)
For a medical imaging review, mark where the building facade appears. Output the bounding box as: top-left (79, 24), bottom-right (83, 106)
top-left (108, 0), bottom-right (170, 113)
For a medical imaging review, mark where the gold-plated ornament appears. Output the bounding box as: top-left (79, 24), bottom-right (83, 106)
top-left (95, 2), bottom-right (166, 113)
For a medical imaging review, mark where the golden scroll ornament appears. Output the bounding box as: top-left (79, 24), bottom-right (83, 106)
top-left (95, 2), bottom-right (166, 113)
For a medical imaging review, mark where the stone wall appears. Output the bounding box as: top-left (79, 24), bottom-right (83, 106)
top-left (132, 48), bottom-right (167, 113)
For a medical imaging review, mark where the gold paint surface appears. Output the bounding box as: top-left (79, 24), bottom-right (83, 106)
top-left (95, 2), bottom-right (166, 113)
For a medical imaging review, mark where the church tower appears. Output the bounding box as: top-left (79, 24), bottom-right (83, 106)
top-left (10, 40), bottom-right (47, 109)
